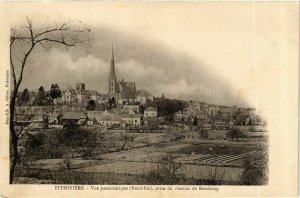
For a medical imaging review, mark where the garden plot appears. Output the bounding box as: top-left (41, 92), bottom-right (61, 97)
top-left (191, 151), bottom-right (264, 166)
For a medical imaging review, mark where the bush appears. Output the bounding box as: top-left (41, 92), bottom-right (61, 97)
top-left (23, 127), bottom-right (101, 161)
top-left (143, 155), bottom-right (185, 184)
top-left (241, 154), bottom-right (268, 185)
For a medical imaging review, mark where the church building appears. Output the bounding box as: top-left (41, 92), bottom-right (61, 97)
top-left (108, 46), bottom-right (137, 102)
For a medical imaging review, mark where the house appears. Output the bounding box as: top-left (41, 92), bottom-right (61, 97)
top-left (95, 114), bottom-right (121, 128)
top-left (86, 90), bottom-right (101, 101)
top-left (135, 90), bottom-right (154, 105)
top-left (121, 114), bottom-right (142, 128)
top-left (123, 105), bottom-right (140, 113)
top-left (144, 107), bottom-right (158, 118)
top-left (62, 89), bottom-right (77, 104)
top-left (87, 110), bottom-right (104, 118)
top-left (62, 83), bottom-right (103, 105)
top-left (86, 117), bottom-right (97, 126)
top-left (62, 112), bottom-right (87, 126)
top-left (48, 112), bottom-right (60, 124)
top-left (129, 109), bottom-right (139, 115)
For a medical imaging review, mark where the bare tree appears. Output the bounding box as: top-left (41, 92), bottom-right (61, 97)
top-left (120, 132), bottom-right (135, 151)
top-left (9, 17), bottom-right (89, 183)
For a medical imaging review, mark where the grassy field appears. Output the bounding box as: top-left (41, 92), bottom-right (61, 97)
top-left (18, 127), bottom-right (267, 185)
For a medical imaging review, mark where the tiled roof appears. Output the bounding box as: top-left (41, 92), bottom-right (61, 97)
top-left (48, 112), bottom-right (60, 118)
top-left (122, 114), bottom-right (141, 119)
top-left (145, 107), bottom-right (156, 111)
top-left (95, 115), bottom-right (121, 122)
top-left (86, 90), bottom-right (100, 96)
top-left (87, 116), bottom-right (97, 122)
top-left (62, 112), bottom-right (86, 120)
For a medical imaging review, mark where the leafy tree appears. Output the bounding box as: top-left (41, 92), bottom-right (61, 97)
top-left (226, 127), bottom-right (244, 141)
top-left (152, 98), bottom-right (187, 121)
top-left (232, 108), bottom-right (241, 120)
top-left (18, 88), bottom-right (30, 105)
top-left (193, 116), bottom-right (198, 126)
top-left (42, 114), bottom-right (49, 129)
top-left (241, 155), bottom-right (268, 185)
top-left (57, 126), bottom-right (97, 148)
top-left (200, 129), bottom-right (209, 139)
top-left (33, 86), bottom-right (47, 105)
top-left (86, 100), bottom-right (96, 111)
top-left (62, 158), bottom-right (72, 170)
top-left (108, 96), bottom-right (116, 109)
top-left (50, 84), bottom-right (62, 99)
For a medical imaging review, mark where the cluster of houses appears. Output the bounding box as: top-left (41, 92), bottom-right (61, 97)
top-left (15, 47), bottom-right (265, 136)
top-left (16, 105), bottom-right (159, 130)
top-left (51, 83), bottom-right (154, 108)
top-left (174, 101), bottom-right (263, 127)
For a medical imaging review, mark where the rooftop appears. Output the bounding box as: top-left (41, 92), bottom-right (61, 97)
top-left (62, 112), bottom-right (86, 120)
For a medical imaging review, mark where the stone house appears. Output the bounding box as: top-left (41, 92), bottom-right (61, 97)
top-left (144, 107), bottom-right (158, 118)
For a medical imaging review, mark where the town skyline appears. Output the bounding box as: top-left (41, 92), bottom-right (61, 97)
top-left (16, 41), bottom-right (247, 107)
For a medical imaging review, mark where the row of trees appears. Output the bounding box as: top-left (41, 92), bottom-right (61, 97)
top-left (17, 84), bottom-right (62, 106)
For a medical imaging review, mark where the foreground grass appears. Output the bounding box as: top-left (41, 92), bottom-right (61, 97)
top-left (15, 168), bottom-right (240, 185)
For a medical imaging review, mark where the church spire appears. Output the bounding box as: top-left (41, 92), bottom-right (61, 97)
top-left (110, 44), bottom-right (115, 76)
top-left (108, 44), bottom-right (119, 95)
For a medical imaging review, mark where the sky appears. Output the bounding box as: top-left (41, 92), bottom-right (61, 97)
top-left (8, 2), bottom-right (299, 108)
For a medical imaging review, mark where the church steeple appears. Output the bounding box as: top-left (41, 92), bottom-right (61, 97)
top-left (110, 44), bottom-right (115, 76)
top-left (108, 44), bottom-right (119, 95)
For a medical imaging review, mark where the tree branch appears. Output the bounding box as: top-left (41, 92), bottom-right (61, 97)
top-left (35, 38), bottom-right (76, 47)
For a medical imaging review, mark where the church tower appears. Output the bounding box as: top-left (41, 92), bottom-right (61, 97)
top-left (108, 45), bottom-right (119, 95)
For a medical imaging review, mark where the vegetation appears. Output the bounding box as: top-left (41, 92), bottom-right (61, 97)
top-left (241, 154), bottom-right (268, 185)
top-left (120, 133), bottom-right (135, 150)
top-left (50, 84), bottom-right (62, 99)
top-left (9, 17), bottom-right (88, 183)
top-left (18, 88), bottom-right (30, 105)
top-left (192, 116), bottom-right (198, 126)
top-left (86, 100), bottom-right (96, 111)
top-left (143, 154), bottom-right (185, 184)
top-left (151, 98), bottom-right (187, 122)
top-left (107, 96), bottom-right (116, 109)
top-left (226, 127), bottom-right (245, 141)
top-left (22, 127), bottom-right (101, 162)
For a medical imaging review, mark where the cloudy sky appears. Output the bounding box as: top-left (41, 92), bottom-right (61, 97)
top-left (8, 2), bottom-right (298, 108)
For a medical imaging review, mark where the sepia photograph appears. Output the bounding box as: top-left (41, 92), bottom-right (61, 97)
top-left (0, 1), bottom-right (298, 197)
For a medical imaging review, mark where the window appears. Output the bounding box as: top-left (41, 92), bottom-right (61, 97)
top-left (146, 113), bottom-right (148, 116)
top-left (135, 120), bottom-right (137, 123)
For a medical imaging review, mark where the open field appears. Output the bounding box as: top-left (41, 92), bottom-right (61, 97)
top-left (21, 128), bottom-right (267, 184)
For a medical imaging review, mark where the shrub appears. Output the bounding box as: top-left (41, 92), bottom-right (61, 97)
top-left (143, 154), bottom-right (185, 184)
top-left (241, 154), bottom-right (268, 185)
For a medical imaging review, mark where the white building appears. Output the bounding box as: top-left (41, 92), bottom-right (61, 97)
top-left (144, 107), bottom-right (158, 118)
top-left (121, 114), bottom-right (142, 127)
